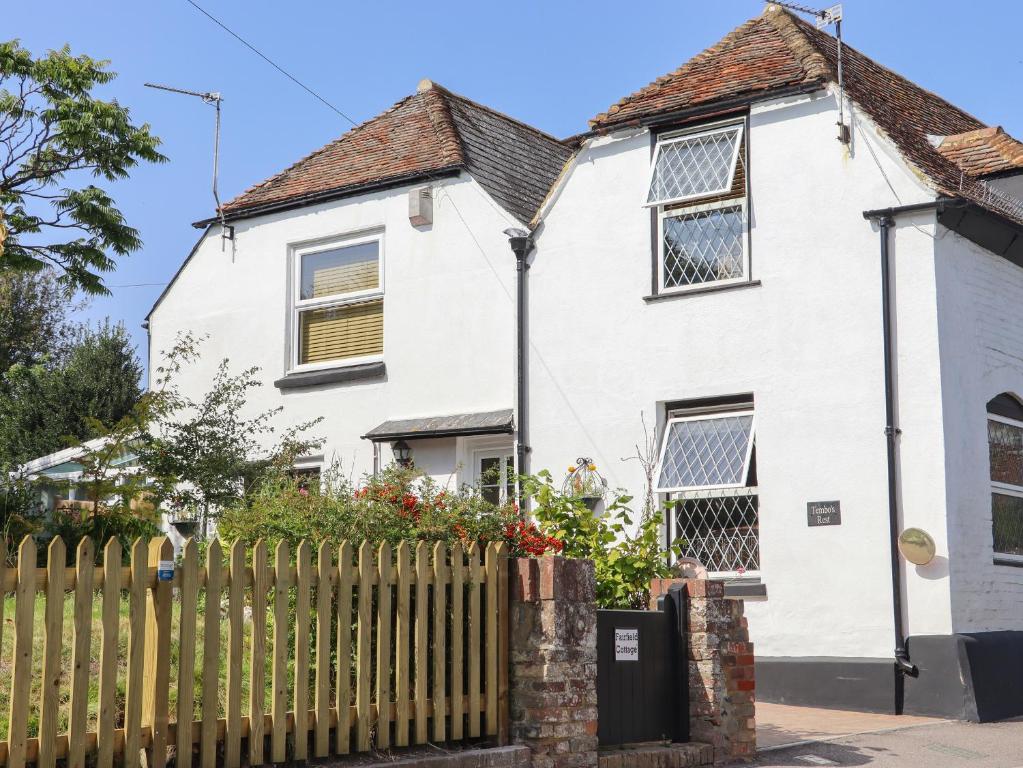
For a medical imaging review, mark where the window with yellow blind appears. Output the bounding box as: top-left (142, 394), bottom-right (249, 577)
top-left (293, 236), bottom-right (384, 368)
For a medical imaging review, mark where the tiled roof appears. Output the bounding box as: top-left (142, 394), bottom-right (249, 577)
top-left (933, 127), bottom-right (1023, 178)
top-left (589, 11), bottom-right (828, 129)
top-left (590, 5), bottom-right (1023, 226)
top-left (222, 81), bottom-right (571, 223)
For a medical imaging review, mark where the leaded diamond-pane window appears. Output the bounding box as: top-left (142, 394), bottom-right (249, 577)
top-left (673, 489), bottom-right (759, 573)
top-left (648, 121), bottom-right (749, 294)
top-left (988, 398), bottom-right (1023, 561)
top-left (647, 125), bottom-right (743, 206)
top-left (658, 409), bottom-right (759, 575)
top-left (655, 413), bottom-right (754, 492)
top-left (662, 204), bottom-right (745, 288)
top-left (989, 418), bottom-right (1023, 486)
top-left (992, 493), bottom-right (1023, 557)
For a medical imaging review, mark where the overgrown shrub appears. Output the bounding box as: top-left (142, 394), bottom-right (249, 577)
top-left (524, 469), bottom-right (676, 609)
top-left (218, 463), bottom-right (561, 557)
top-left (42, 505), bottom-right (160, 564)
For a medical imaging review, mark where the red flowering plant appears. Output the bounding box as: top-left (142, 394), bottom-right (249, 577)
top-left (503, 519), bottom-right (563, 557)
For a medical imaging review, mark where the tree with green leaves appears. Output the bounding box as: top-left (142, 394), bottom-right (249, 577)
top-left (0, 319), bottom-right (142, 467)
top-left (0, 40), bottom-right (165, 294)
top-left (134, 333), bottom-right (323, 534)
top-left (0, 268), bottom-right (77, 374)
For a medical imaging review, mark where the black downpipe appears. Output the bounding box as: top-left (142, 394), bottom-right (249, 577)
top-left (507, 232), bottom-right (534, 516)
top-left (875, 215), bottom-right (920, 696)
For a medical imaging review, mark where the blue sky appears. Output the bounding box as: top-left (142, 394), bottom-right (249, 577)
top-left (9, 1), bottom-right (1022, 382)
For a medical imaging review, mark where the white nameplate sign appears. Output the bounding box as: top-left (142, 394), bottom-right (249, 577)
top-left (614, 628), bottom-right (639, 661)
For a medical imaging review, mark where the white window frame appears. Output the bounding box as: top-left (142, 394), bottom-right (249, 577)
top-left (289, 231), bottom-right (385, 373)
top-left (657, 197), bottom-right (750, 296)
top-left (644, 123), bottom-right (745, 208)
top-left (473, 446), bottom-right (515, 505)
top-left (657, 407), bottom-right (759, 579)
top-left (989, 412), bottom-right (1023, 564)
top-left (654, 410), bottom-right (756, 493)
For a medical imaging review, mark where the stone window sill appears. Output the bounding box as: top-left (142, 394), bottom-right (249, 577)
top-left (644, 279), bottom-right (762, 303)
top-left (724, 581), bottom-right (767, 599)
top-left (274, 361), bottom-right (385, 390)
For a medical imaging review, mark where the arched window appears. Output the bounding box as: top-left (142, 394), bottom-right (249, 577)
top-left (987, 393), bottom-right (1023, 561)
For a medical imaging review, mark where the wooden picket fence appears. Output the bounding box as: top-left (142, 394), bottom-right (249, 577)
top-left (0, 535), bottom-right (509, 768)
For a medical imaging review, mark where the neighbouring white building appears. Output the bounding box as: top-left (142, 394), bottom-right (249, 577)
top-left (148, 6), bottom-right (1023, 720)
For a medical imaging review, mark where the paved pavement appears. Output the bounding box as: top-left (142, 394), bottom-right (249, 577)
top-left (752, 702), bottom-right (1023, 767)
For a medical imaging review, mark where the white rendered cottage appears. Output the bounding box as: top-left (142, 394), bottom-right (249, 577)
top-left (526, 6), bottom-right (1023, 720)
top-left (150, 6), bottom-right (1023, 720)
top-left (147, 80), bottom-right (570, 501)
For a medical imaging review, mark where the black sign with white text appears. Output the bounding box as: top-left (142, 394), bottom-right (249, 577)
top-left (807, 500), bottom-right (841, 526)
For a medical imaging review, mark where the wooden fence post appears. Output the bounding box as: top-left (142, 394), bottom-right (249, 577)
top-left (38, 536), bottom-right (66, 768)
top-left (68, 538), bottom-right (96, 768)
top-left (485, 543), bottom-right (499, 737)
top-left (314, 541), bottom-right (333, 758)
top-left (97, 539), bottom-right (121, 768)
top-left (270, 541), bottom-right (290, 764)
top-left (467, 543), bottom-right (482, 739)
top-left (432, 542), bottom-right (448, 743)
top-left (225, 540), bottom-right (246, 768)
top-left (249, 540), bottom-right (269, 767)
top-left (450, 542), bottom-right (464, 742)
top-left (294, 541), bottom-right (312, 761)
top-left (413, 541), bottom-right (429, 745)
top-left (143, 537), bottom-right (174, 768)
top-left (176, 539), bottom-right (200, 768)
top-left (496, 542), bottom-right (510, 745)
top-left (394, 541), bottom-right (411, 747)
top-left (7, 536), bottom-right (37, 768)
top-left (375, 543), bottom-right (393, 750)
top-left (335, 541), bottom-right (354, 756)
top-left (124, 538), bottom-right (148, 768)
top-left (201, 540), bottom-right (223, 768)
top-left (355, 542), bottom-right (373, 752)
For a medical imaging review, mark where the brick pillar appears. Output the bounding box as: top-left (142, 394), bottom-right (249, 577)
top-left (509, 557), bottom-right (598, 768)
top-left (650, 578), bottom-right (756, 763)
top-left (685, 580), bottom-right (756, 763)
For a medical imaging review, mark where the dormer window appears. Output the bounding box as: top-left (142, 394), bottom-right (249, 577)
top-left (646, 120), bottom-right (749, 293)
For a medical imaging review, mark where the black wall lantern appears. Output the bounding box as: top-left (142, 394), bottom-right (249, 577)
top-left (392, 439), bottom-right (413, 468)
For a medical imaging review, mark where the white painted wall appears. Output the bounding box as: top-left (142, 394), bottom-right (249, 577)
top-left (527, 89), bottom-right (954, 658)
top-left (148, 173), bottom-right (520, 487)
top-left (934, 227), bottom-right (1023, 633)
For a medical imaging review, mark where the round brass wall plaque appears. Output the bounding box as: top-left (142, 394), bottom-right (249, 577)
top-left (898, 527), bottom-right (936, 565)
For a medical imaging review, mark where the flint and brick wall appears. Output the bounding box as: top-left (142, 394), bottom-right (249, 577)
top-left (650, 578), bottom-right (757, 762)
top-left (509, 557), bottom-right (599, 768)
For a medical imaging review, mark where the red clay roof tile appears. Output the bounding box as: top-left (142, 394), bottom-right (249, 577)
top-left (934, 127), bottom-right (1023, 178)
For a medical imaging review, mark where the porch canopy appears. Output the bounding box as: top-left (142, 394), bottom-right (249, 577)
top-left (361, 408), bottom-right (514, 442)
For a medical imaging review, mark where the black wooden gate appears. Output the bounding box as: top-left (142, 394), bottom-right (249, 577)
top-left (596, 586), bottom-right (688, 746)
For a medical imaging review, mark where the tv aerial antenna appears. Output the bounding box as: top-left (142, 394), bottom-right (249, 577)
top-left (144, 82), bottom-right (235, 247)
top-left (766, 2), bottom-right (848, 144)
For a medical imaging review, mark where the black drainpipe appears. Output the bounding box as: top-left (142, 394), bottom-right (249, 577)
top-left (506, 228), bottom-right (534, 515)
top-left (863, 205), bottom-right (931, 706)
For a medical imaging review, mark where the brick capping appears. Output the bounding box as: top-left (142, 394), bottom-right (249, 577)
top-left (650, 578), bottom-right (757, 762)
